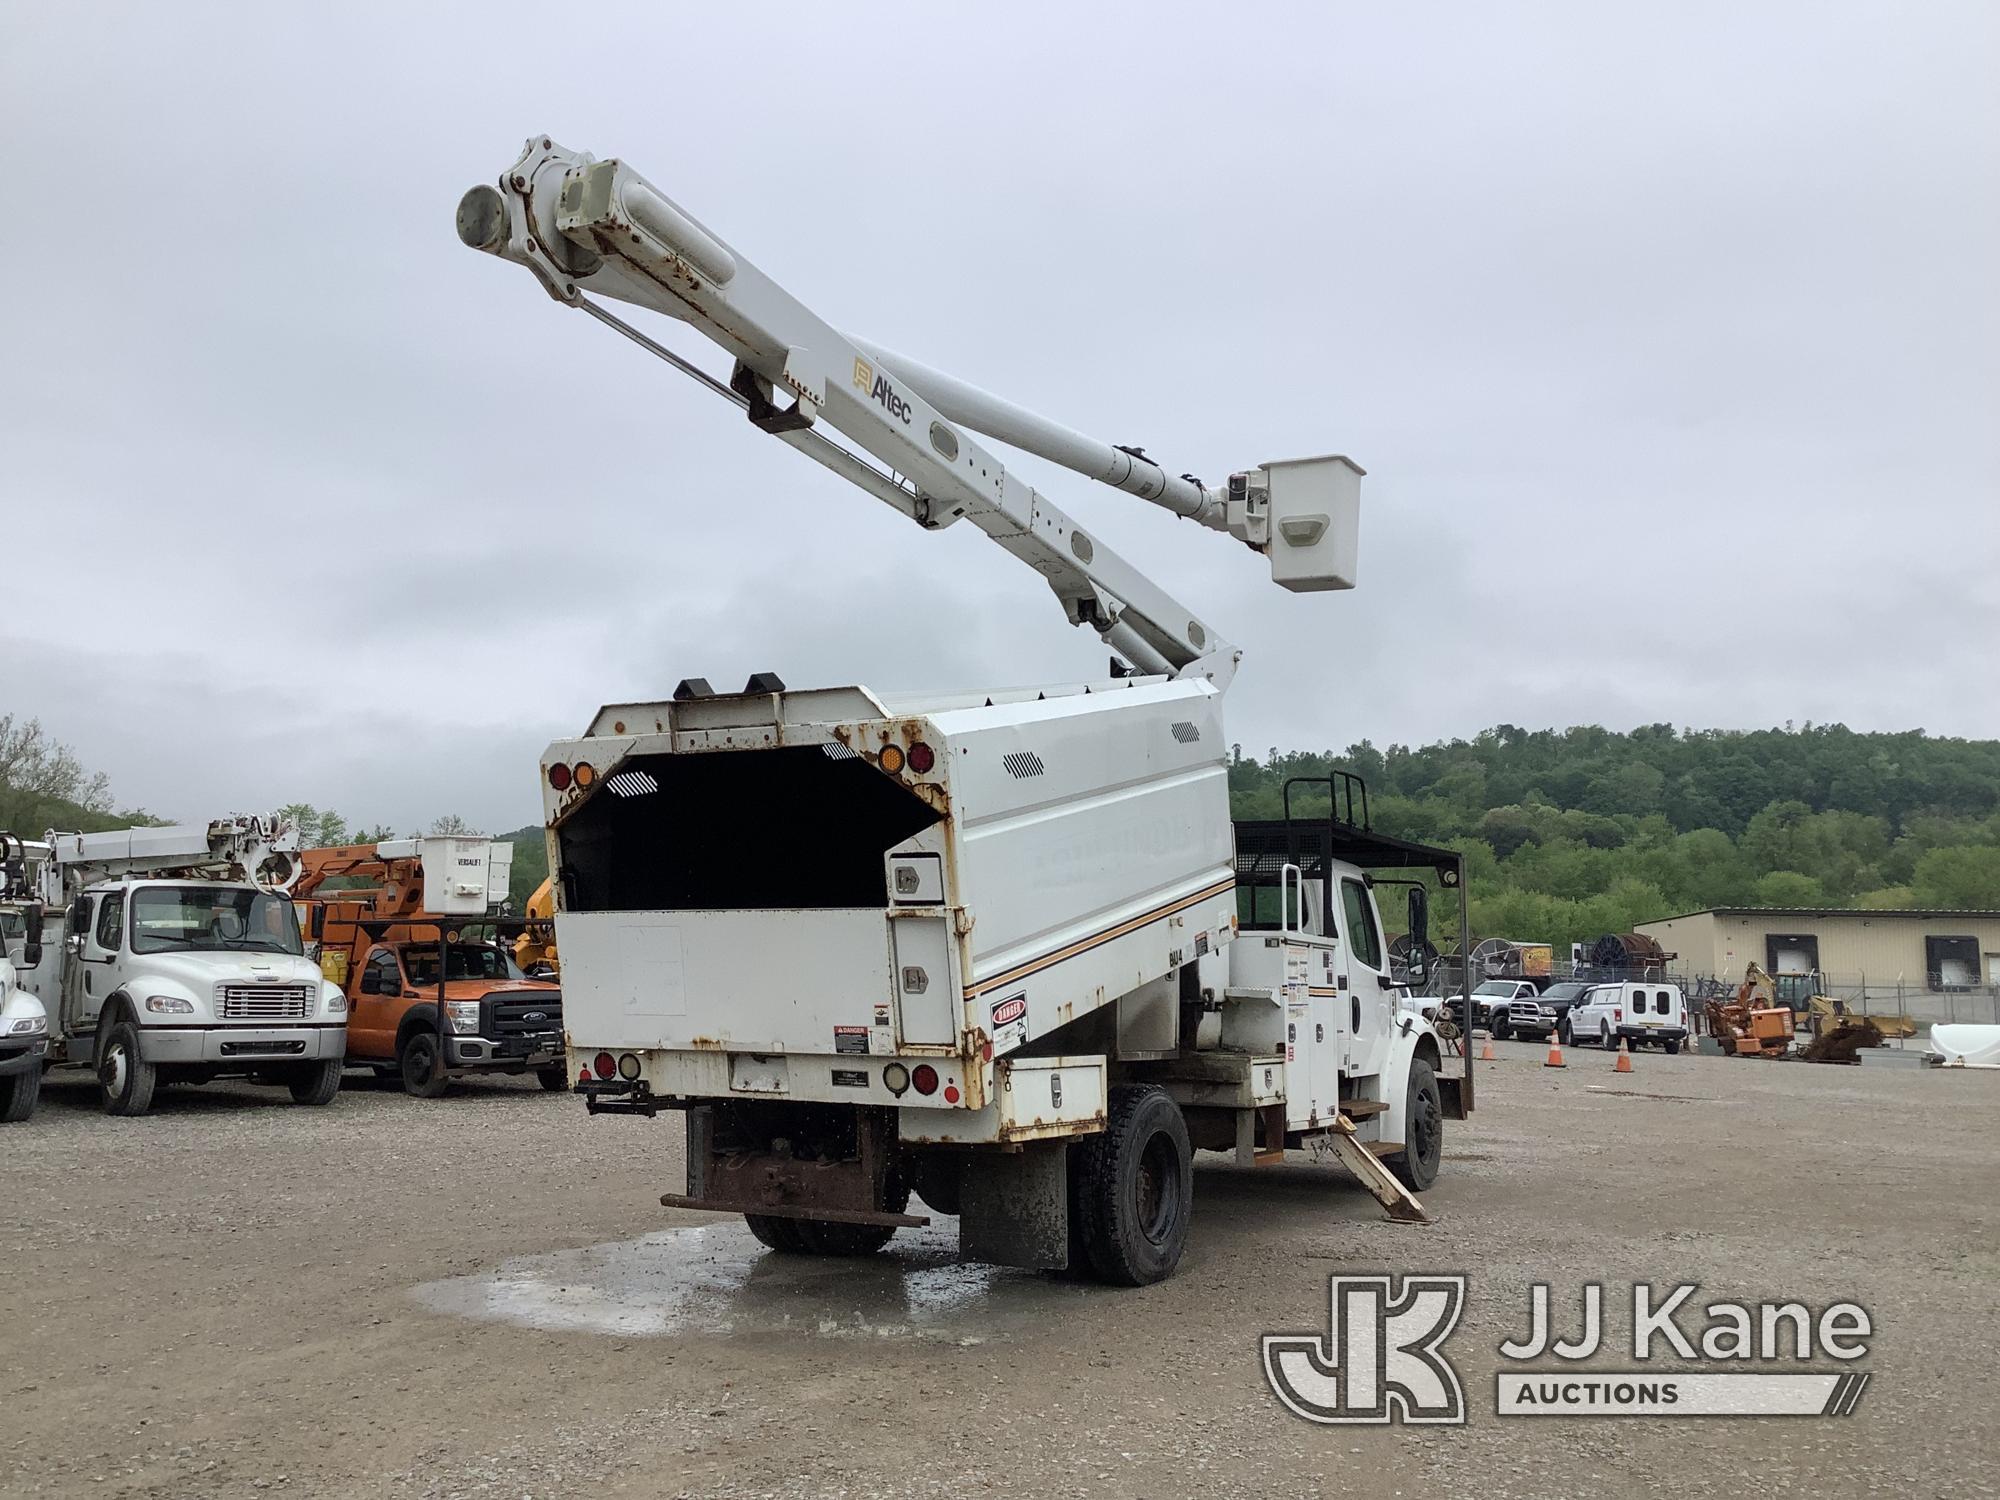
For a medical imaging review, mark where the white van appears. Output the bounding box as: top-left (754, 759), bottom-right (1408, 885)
top-left (1562, 981), bottom-right (1687, 1054)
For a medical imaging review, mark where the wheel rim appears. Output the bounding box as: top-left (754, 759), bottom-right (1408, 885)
top-left (1134, 1131), bottom-right (1182, 1246)
top-left (101, 1040), bottom-right (127, 1096)
top-left (407, 1037), bottom-right (436, 1084)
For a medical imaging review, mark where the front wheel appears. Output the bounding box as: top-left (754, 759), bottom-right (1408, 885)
top-left (1074, 1084), bottom-right (1193, 1286)
top-left (0, 1062), bottom-right (42, 1123)
top-left (1388, 1057), bottom-right (1443, 1192)
top-left (398, 1031), bottom-right (450, 1099)
top-left (1557, 1018), bottom-right (1573, 1047)
top-left (288, 1058), bottom-right (343, 1106)
top-left (99, 1019), bottom-right (157, 1116)
top-left (1491, 1014), bottom-right (1512, 1042)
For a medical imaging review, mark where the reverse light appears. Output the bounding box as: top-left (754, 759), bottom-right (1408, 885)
top-left (445, 1000), bottom-right (482, 1035)
top-left (878, 744), bottom-right (906, 775)
top-left (593, 1051), bottom-right (617, 1080)
top-left (911, 1063), bottom-right (939, 1096)
top-left (882, 1062), bottom-right (910, 1096)
top-left (907, 742), bottom-right (936, 774)
top-left (144, 995), bottom-right (194, 1015)
top-left (617, 1052), bottom-right (641, 1080)
top-left (547, 763), bottom-right (573, 792)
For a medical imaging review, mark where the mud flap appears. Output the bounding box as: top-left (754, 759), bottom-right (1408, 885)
top-left (1438, 1075), bottom-right (1469, 1121)
top-left (958, 1140), bottom-right (1069, 1270)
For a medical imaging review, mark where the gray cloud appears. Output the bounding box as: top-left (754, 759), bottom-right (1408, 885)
top-left (2, 2), bottom-right (1993, 833)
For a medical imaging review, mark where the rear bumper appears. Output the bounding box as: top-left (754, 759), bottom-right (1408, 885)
top-left (0, 1038), bottom-right (48, 1076)
top-left (141, 1024), bottom-right (347, 1065)
top-left (1617, 1024), bottom-right (1687, 1043)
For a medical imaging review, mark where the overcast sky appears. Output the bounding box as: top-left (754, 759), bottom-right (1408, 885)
top-left (2, 3), bottom-right (1994, 834)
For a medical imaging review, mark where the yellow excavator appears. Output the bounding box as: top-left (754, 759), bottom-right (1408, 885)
top-left (512, 876), bottom-right (559, 978)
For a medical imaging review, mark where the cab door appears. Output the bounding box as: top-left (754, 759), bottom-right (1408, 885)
top-left (61, 893), bottom-right (122, 1035)
top-left (347, 947), bottom-right (407, 1061)
top-left (1334, 874), bottom-right (1394, 1080)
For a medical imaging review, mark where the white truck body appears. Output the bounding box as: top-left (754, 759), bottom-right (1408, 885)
top-left (0, 818), bottom-right (348, 1116)
top-left (1568, 980), bottom-right (1688, 1052)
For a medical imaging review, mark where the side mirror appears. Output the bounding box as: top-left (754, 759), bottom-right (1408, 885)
top-left (67, 897), bottom-right (91, 936)
top-left (308, 905), bottom-right (327, 941)
top-left (23, 906), bottom-right (43, 949)
top-left (1404, 886), bottom-right (1431, 984)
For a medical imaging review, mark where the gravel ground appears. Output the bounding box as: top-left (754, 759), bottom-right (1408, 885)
top-left (2, 1042), bottom-right (1995, 1499)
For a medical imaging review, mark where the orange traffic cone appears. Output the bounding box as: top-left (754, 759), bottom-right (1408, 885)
top-left (1479, 1038), bottom-right (1496, 1061)
top-left (1543, 1037), bottom-right (1566, 1068)
top-left (1614, 1036), bottom-right (1634, 1074)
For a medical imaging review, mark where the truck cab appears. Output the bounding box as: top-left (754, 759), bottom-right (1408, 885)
top-left (0, 906), bottom-right (50, 1122)
top-left (31, 877), bottom-right (347, 1113)
top-left (1565, 980), bottom-right (1687, 1053)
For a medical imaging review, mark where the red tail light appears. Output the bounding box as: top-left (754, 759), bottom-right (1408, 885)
top-left (907, 742), bottom-right (936, 774)
top-left (593, 1051), bottom-right (617, 1080)
top-left (548, 763), bottom-right (573, 791)
top-left (912, 1064), bottom-right (939, 1096)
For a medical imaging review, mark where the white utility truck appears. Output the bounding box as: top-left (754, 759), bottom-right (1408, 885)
top-left (0, 819), bottom-right (348, 1116)
top-left (458, 137), bottom-right (1476, 1283)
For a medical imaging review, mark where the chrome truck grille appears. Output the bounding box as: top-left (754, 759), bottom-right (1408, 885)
top-left (215, 984), bottom-right (313, 1021)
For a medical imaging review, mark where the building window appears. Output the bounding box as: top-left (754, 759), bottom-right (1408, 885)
top-left (1926, 936), bottom-right (1979, 992)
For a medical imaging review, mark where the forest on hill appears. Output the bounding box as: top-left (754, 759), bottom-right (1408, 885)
top-left (7, 717), bottom-right (1997, 949)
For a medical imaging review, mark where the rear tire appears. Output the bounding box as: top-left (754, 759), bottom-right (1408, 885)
top-left (0, 1062), bottom-right (41, 1123)
top-left (287, 1058), bottom-right (343, 1106)
top-left (1600, 1023), bottom-right (1614, 1049)
top-left (1074, 1084), bottom-right (1192, 1286)
top-left (907, 1154), bottom-right (963, 1216)
top-left (98, 1018), bottom-right (157, 1116)
top-left (744, 1215), bottom-right (809, 1253)
top-left (398, 1030), bottom-right (450, 1099)
top-left (1388, 1058), bottom-right (1443, 1192)
top-left (1558, 1017), bottom-right (1573, 1047)
top-left (536, 1064), bottom-right (569, 1092)
top-left (1663, 1038), bottom-right (1682, 1055)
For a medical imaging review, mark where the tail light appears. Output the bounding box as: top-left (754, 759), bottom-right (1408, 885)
top-left (548, 763), bottom-right (573, 791)
top-left (592, 1051), bottom-right (617, 1080)
top-left (911, 1064), bottom-right (939, 1096)
top-left (878, 744), bottom-right (906, 775)
top-left (617, 1052), bottom-right (641, 1080)
top-left (1613, 1008), bottom-right (1623, 1022)
top-left (574, 762), bottom-right (597, 788)
top-left (907, 742), bottom-right (936, 774)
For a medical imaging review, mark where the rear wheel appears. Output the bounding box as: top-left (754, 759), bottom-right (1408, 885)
top-left (1557, 1017), bottom-right (1573, 1047)
top-left (0, 1063), bottom-right (41, 1123)
top-left (536, 1064), bottom-right (569, 1092)
top-left (1074, 1084), bottom-right (1192, 1286)
top-left (744, 1215), bottom-right (809, 1253)
top-left (398, 1030), bottom-right (450, 1099)
top-left (1600, 1023), bottom-right (1613, 1049)
top-left (1663, 1038), bottom-right (1682, 1055)
top-left (98, 1019), bottom-right (157, 1116)
top-left (287, 1058), bottom-right (343, 1106)
top-left (1388, 1058), bottom-right (1443, 1192)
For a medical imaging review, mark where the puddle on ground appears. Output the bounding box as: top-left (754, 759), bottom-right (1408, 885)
top-left (412, 1220), bottom-right (1086, 1342)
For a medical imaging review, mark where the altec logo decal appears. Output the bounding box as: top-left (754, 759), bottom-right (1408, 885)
top-left (852, 357), bottom-right (912, 424)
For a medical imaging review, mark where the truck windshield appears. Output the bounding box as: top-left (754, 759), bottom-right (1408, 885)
top-left (130, 887), bottom-right (303, 956)
top-left (401, 944), bottom-right (523, 985)
top-left (1473, 981), bottom-right (1517, 996)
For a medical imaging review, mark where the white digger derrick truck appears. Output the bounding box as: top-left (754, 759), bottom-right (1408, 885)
top-left (0, 818), bottom-right (348, 1117)
top-left (458, 137), bottom-right (1477, 1283)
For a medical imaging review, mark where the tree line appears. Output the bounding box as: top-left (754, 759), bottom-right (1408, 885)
top-left (9, 716), bottom-right (1998, 949)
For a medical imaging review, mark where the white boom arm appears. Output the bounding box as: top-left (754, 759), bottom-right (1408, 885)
top-left (38, 817), bottom-right (301, 904)
top-left (457, 137), bottom-right (1364, 684)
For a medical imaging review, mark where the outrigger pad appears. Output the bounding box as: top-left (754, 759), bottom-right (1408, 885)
top-left (959, 1140), bottom-right (1070, 1270)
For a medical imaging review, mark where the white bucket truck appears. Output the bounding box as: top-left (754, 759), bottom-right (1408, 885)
top-left (458, 138), bottom-right (1476, 1282)
top-left (0, 818), bottom-right (347, 1116)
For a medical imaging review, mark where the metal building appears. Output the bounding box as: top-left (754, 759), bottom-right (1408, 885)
top-left (1637, 906), bottom-right (2000, 997)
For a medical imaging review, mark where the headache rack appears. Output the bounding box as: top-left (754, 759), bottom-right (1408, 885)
top-left (1233, 772), bottom-right (1476, 1116)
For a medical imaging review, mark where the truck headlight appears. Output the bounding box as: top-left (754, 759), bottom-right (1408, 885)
top-left (324, 989), bottom-right (348, 1015)
top-left (445, 1000), bottom-right (482, 1035)
top-left (8, 1015), bottom-right (45, 1034)
top-left (144, 995), bottom-right (195, 1015)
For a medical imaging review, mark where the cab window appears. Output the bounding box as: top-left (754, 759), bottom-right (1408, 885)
top-left (365, 951), bottom-right (402, 994)
top-left (94, 891), bottom-right (125, 951)
top-left (1338, 879), bottom-right (1383, 970)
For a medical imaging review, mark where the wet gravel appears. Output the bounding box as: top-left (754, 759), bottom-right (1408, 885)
top-left (2, 1043), bottom-right (1995, 1498)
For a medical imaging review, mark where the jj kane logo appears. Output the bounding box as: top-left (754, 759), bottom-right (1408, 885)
top-left (852, 357), bottom-right (912, 424)
top-left (1263, 1276), bottom-right (1873, 1424)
